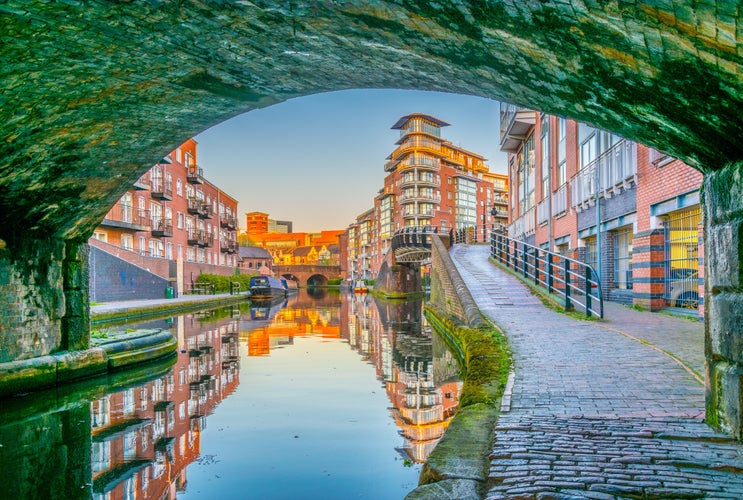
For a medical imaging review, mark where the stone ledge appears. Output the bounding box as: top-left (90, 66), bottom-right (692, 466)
top-left (0, 330), bottom-right (177, 398)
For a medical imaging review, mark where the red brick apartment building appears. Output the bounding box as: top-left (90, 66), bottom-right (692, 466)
top-left (502, 104), bottom-right (703, 317)
top-left (90, 139), bottom-right (240, 301)
top-left (347, 113), bottom-right (498, 281)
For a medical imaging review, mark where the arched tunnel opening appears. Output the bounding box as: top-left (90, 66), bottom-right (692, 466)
top-left (1, 2), bottom-right (743, 439)
top-left (306, 274), bottom-right (329, 288)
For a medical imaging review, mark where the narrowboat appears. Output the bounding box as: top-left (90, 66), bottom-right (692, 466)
top-left (249, 275), bottom-right (288, 299)
top-left (281, 278), bottom-right (299, 295)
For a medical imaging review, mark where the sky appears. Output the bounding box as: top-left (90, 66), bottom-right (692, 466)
top-left (195, 89), bottom-right (507, 233)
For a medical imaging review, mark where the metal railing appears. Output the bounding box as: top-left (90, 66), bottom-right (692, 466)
top-left (490, 232), bottom-right (603, 318)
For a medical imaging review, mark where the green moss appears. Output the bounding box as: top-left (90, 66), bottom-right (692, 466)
top-left (425, 307), bottom-right (511, 408)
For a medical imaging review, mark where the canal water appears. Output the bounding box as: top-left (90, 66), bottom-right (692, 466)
top-left (0, 290), bottom-right (462, 500)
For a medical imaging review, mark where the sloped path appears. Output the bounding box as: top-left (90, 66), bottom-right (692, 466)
top-left (450, 244), bottom-right (743, 499)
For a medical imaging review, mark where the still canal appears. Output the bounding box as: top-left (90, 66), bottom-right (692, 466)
top-left (0, 290), bottom-right (462, 499)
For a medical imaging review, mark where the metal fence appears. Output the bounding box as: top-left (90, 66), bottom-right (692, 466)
top-left (490, 232), bottom-right (604, 318)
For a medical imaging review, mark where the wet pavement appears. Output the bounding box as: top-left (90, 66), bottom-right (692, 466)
top-left (450, 244), bottom-right (743, 499)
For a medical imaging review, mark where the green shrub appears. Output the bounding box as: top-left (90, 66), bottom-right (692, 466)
top-left (196, 273), bottom-right (254, 293)
top-left (327, 278), bottom-right (342, 286)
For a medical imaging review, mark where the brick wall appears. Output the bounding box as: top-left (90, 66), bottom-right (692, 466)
top-left (635, 146), bottom-right (703, 232)
top-left (90, 246), bottom-right (170, 302)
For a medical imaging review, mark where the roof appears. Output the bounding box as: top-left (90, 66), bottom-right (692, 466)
top-left (391, 113), bottom-right (451, 130)
top-left (238, 246), bottom-right (271, 259)
top-left (327, 244), bottom-right (339, 254)
top-left (291, 246), bottom-right (314, 257)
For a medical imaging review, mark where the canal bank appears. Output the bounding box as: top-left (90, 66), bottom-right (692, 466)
top-left (0, 293), bottom-right (249, 398)
top-left (406, 234), bottom-right (512, 499)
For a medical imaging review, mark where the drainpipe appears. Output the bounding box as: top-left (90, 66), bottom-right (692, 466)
top-left (595, 164), bottom-right (602, 282)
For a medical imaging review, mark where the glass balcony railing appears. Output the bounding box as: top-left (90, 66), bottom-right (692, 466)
top-left (570, 140), bottom-right (637, 208)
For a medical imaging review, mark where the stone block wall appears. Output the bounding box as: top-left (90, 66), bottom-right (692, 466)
top-left (0, 238), bottom-right (66, 363)
top-left (704, 160), bottom-right (743, 439)
top-left (429, 236), bottom-right (483, 328)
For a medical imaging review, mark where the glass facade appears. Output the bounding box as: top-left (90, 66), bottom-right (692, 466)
top-left (454, 177), bottom-right (478, 229)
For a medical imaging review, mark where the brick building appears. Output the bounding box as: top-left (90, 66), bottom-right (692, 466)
top-left (502, 105), bottom-right (703, 316)
top-left (90, 139), bottom-right (240, 300)
top-left (347, 113), bottom-right (495, 281)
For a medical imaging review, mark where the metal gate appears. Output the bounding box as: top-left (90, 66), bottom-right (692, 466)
top-left (663, 207), bottom-right (701, 309)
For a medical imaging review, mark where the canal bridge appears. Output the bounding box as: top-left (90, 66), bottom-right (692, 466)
top-left (273, 264), bottom-right (342, 287)
top-left (2, 2), bottom-right (743, 439)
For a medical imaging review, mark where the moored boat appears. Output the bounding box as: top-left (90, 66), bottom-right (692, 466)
top-left (250, 275), bottom-right (288, 299)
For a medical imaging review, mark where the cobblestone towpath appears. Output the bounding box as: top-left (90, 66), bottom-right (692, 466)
top-left (450, 244), bottom-right (743, 499)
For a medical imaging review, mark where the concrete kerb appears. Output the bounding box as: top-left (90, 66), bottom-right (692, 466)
top-left (91, 293), bottom-right (248, 324)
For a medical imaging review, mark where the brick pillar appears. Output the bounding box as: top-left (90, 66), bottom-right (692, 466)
top-left (705, 162), bottom-right (743, 439)
top-left (631, 229), bottom-right (666, 311)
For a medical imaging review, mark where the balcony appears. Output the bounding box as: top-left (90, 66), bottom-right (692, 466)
top-left (187, 198), bottom-right (212, 219)
top-left (398, 193), bottom-right (439, 205)
top-left (499, 103), bottom-right (536, 153)
top-left (133, 174), bottom-right (150, 190)
top-left (151, 218), bottom-right (173, 237)
top-left (187, 229), bottom-right (213, 248)
top-left (187, 165), bottom-right (204, 184)
top-left (508, 206), bottom-right (536, 238)
top-left (220, 215), bottom-right (237, 230)
top-left (570, 140), bottom-right (637, 210)
top-left (493, 195), bottom-right (508, 206)
top-left (220, 240), bottom-right (239, 254)
top-left (390, 139), bottom-right (443, 163)
top-left (537, 198), bottom-right (550, 226)
top-left (101, 203), bottom-right (151, 231)
top-left (151, 178), bottom-right (173, 201)
top-left (552, 184), bottom-right (568, 217)
top-left (399, 175), bottom-right (437, 188)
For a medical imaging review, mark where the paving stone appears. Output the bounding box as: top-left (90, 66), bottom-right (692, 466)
top-left (450, 245), bottom-right (743, 499)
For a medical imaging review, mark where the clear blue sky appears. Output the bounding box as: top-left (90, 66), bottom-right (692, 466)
top-left (195, 89), bottom-right (506, 233)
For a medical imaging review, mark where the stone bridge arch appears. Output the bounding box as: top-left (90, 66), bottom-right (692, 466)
top-left (274, 265), bottom-right (341, 287)
top-left (2, 2), bottom-right (743, 436)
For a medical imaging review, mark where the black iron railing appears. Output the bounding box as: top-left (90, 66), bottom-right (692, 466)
top-left (489, 232), bottom-right (603, 318)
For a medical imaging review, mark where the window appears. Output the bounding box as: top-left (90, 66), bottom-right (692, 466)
top-left (518, 133), bottom-right (536, 212)
top-left (176, 178), bottom-right (183, 196)
top-left (663, 207), bottom-right (701, 309)
top-left (121, 234), bottom-right (133, 251)
top-left (93, 231), bottom-right (107, 242)
top-left (166, 242), bottom-right (173, 260)
top-left (650, 148), bottom-right (674, 167)
top-left (613, 228), bottom-right (633, 290)
top-left (540, 114), bottom-right (550, 199)
top-left (177, 212), bottom-right (184, 229)
top-left (121, 193), bottom-right (133, 223)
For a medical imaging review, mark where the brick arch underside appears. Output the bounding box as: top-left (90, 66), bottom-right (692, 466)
top-left (1, 1), bottom-right (742, 244)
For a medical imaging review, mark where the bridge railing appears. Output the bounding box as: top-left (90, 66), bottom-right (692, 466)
top-left (489, 231), bottom-right (603, 318)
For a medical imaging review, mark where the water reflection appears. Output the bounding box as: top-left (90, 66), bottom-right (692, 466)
top-left (0, 290), bottom-right (460, 499)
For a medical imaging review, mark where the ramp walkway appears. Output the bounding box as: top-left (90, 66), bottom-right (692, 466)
top-left (450, 244), bottom-right (743, 499)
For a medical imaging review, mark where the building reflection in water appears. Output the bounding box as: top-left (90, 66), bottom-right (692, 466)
top-left (89, 309), bottom-right (241, 499)
top-left (345, 294), bottom-right (463, 463)
top-left (0, 292), bottom-right (460, 499)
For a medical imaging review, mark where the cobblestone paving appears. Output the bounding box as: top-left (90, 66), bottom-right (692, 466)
top-left (449, 245), bottom-right (743, 499)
